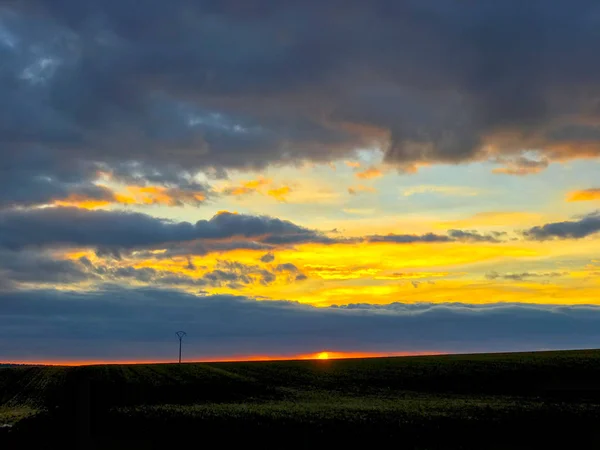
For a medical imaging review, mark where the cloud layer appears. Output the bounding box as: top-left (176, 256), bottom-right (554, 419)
top-left (2, 287), bottom-right (600, 361)
top-left (0, 207), bottom-right (511, 258)
top-left (368, 229), bottom-right (504, 244)
top-left (0, 208), bottom-right (330, 250)
top-left (524, 211), bottom-right (600, 240)
top-left (2, 0), bottom-right (600, 209)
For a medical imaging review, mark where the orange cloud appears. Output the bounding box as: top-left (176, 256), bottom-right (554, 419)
top-left (223, 177), bottom-right (271, 196)
top-left (348, 185), bottom-right (377, 195)
top-left (345, 161), bottom-right (361, 168)
top-left (114, 186), bottom-right (206, 206)
top-left (222, 177), bottom-right (293, 202)
top-left (49, 184), bottom-right (117, 209)
top-left (54, 194), bottom-right (112, 210)
top-left (268, 186), bottom-right (292, 202)
top-left (398, 163), bottom-right (421, 174)
top-left (492, 167), bottom-right (545, 176)
top-left (54, 185), bottom-right (207, 209)
top-left (243, 177), bottom-right (271, 189)
top-left (355, 166), bottom-right (383, 179)
top-left (566, 188), bottom-right (600, 202)
top-left (226, 186), bottom-right (253, 196)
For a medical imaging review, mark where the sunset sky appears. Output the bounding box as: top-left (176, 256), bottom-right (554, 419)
top-left (2, 0), bottom-right (600, 363)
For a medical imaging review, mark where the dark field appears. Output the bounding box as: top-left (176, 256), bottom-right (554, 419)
top-left (3, 350), bottom-right (600, 449)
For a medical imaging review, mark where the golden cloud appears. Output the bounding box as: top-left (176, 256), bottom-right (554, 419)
top-left (53, 195), bottom-right (113, 210)
top-left (267, 186), bottom-right (292, 202)
top-left (355, 166), bottom-right (383, 179)
top-left (566, 188), bottom-right (600, 202)
top-left (222, 177), bottom-right (271, 196)
top-left (114, 186), bottom-right (207, 206)
top-left (348, 185), bottom-right (377, 195)
top-left (53, 185), bottom-right (207, 209)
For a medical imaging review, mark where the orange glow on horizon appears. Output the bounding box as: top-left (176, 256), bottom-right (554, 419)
top-left (3, 351), bottom-right (443, 367)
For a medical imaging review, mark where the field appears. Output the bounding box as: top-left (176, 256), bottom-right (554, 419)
top-left (3, 350), bottom-right (600, 448)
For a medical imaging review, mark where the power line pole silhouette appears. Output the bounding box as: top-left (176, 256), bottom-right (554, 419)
top-left (176, 331), bottom-right (186, 363)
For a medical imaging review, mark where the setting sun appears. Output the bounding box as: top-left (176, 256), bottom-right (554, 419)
top-left (316, 352), bottom-right (330, 360)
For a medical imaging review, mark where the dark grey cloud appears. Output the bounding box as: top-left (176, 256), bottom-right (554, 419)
top-left (368, 233), bottom-right (451, 244)
top-left (275, 263), bottom-right (300, 273)
top-left (0, 249), bottom-right (89, 284)
top-left (447, 229), bottom-right (506, 243)
top-left (83, 260), bottom-right (285, 289)
top-left (208, 261), bottom-right (276, 287)
top-left (274, 263), bottom-right (307, 282)
top-left (2, 287), bottom-right (600, 361)
top-left (160, 240), bottom-right (275, 258)
top-left (185, 257), bottom-right (196, 270)
top-left (0, 255), bottom-right (308, 290)
top-left (486, 271), bottom-right (567, 281)
top-left (0, 207), bottom-right (325, 288)
top-left (0, 207), bottom-right (512, 282)
top-left (0, 277), bottom-right (15, 292)
top-left (491, 155), bottom-right (550, 176)
top-left (0, 141), bottom-right (213, 209)
top-left (1, 0), bottom-right (600, 209)
top-left (0, 174), bottom-right (114, 209)
top-left (260, 252), bottom-right (275, 263)
top-left (368, 230), bottom-right (504, 244)
top-left (0, 208), bottom-right (329, 250)
top-left (524, 211), bottom-right (600, 240)
top-left (0, 145), bottom-right (116, 208)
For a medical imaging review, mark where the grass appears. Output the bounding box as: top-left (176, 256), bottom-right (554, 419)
top-left (3, 349), bottom-right (600, 448)
top-left (0, 406), bottom-right (37, 425)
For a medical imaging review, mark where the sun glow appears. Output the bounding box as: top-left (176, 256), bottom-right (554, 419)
top-left (4, 351), bottom-right (443, 366)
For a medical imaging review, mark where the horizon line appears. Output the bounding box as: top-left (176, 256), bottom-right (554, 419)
top-left (1, 350), bottom-right (444, 366)
top-left (4, 347), bottom-right (600, 367)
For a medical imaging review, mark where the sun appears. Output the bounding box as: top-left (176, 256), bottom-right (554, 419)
top-left (316, 352), bottom-right (330, 360)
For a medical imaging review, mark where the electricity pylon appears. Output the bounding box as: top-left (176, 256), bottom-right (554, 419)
top-left (176, 331), bottom-right (186, 363)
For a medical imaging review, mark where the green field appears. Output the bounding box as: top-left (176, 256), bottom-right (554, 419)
top-left (3, 350), bottom-right (600, 448)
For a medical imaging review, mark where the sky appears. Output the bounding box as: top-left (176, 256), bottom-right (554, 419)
top-left (2, 0), bottom-right (600, 363)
